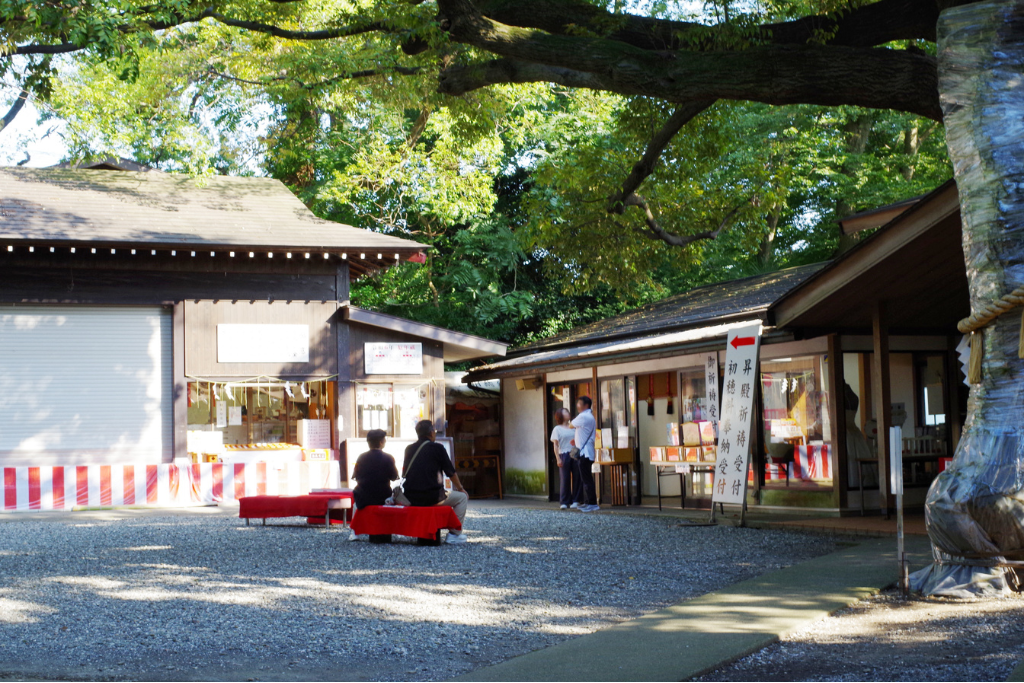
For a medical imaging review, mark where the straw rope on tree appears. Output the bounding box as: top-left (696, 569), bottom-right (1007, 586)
top-left (956, 284), bottom-right (1024, 383)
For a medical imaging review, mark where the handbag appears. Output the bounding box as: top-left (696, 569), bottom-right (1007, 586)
top-left (569, 420), bottom-right (595, 461)
top-left (390, 441), bottom-right (429, 502)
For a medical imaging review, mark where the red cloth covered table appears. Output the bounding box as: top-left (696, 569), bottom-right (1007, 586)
top-left (238, 492), bottom-right (353, 526)
top-left (351, 505), bottom-right (461, 540)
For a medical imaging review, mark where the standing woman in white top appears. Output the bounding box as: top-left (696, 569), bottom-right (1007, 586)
top-left (551, 408), bottom-right (581, 509)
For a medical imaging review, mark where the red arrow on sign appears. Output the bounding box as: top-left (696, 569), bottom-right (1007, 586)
top-left (730, 336), bottom-right (756, 349)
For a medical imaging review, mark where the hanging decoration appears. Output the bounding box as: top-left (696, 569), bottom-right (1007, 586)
top-left (666, 371), bottom-right (675, 415)
top-left (647, 374), bottom-right (655, 417)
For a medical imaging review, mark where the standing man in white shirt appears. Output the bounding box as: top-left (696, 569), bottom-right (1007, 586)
top-left (571, 396), bottom-right (599, 511)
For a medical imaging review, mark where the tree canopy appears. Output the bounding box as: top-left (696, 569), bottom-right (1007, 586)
top-left (0, 0), bottom-right (953, 344)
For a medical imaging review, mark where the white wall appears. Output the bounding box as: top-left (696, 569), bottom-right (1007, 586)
top-left (638, 397), bottom-right (681, 497)
top-left (502, 379), bottom-right (548, 494)
top-left (864, 353), bottom-right (917, 432)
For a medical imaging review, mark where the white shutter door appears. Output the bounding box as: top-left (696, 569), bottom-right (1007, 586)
top-left (0, 306), bottom-right (172, 465)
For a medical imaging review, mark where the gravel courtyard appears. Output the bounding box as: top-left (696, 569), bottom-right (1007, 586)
top-left (699, 588), bottom-right (1024, 682)
top-left (0, 506), bottom-right (836, 681)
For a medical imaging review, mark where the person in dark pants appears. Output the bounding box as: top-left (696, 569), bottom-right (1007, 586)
top-left (550, 407), bottom-right (581, 509)
top-left (350, 429), bottom-right (398, 541)
top-left (571, 396), bottom-right (599, 511)
top-left (394, 420), bottom-right (470, 544)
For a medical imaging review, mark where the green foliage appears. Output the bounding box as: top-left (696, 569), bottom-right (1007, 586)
top-left (0, 0), bottom-right (953, 348)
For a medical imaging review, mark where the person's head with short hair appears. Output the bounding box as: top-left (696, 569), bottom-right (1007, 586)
top-left (577, 396), bottom-right (592, 412)
top-left (366, 429), bottom-right (387, 449)
top-left (415, 419), bottom-right (437, 442)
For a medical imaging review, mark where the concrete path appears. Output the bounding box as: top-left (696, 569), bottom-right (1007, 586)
top-left (456, 535), bottom-right (932, 682)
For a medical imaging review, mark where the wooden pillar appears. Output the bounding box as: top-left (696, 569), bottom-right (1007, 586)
top-left (431, 346), bottom-right (446, 436)
top-left (946, 334), bottom-right (964, 453)
top-left (172, 301), bottom-right (188, 464)
top-left (335, 264), bottom-right (353, 481)
top-left (872, 302), bottom-right (892, 515)
top-left (827, 334), bottom-right (848, 510)
top-left (859, 353), bottom-right (872, 433)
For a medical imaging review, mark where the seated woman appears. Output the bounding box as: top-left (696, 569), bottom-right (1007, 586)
top-left (353, 429), bottom-right (399, 508)
top-left (350, 430), bottom-right (399, 541)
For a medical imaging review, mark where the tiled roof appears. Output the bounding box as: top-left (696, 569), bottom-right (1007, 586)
top-left (0, 167), bottom-right (423, 253)
top-left (516, 263), bottom-right (826, 354)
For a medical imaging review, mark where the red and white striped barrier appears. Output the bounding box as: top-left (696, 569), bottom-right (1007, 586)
top-left (762, 444), bottom-right (832, 482)
top-left (1, 461), bottom-right (341, 511)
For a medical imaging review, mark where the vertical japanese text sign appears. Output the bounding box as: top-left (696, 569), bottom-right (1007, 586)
top-left (711, 324), bottom-right (762, 506)
top-left (704, 353), bottom-right (720, 429)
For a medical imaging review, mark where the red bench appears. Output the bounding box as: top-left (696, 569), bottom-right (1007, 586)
top-left (238, 492), bottom-right (353, 527)
top-left (351, 505), bottom-right (461, 545)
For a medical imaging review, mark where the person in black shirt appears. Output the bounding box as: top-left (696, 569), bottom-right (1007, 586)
top-left (394, 420), bottom-right (469, 544)
top-left (352, 429), bottom-right (399, 509)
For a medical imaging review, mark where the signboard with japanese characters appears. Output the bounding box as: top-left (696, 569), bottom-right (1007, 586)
top-left (364, 342), bottom-right (423, 375)
top-left (711, 324), bottom-right (762, 507)
top-left (704, 352), bottom-right (720, 429)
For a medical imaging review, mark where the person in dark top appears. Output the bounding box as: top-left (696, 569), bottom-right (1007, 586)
top-left (352, 429), bottom-right (399, 509)
top-left (394, 420), bottom-right (469, 544)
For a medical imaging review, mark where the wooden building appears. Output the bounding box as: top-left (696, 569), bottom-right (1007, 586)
top-left (0, 164), bottom-right (506, 485)
top-left (466, 181), bottom-right (969, 515)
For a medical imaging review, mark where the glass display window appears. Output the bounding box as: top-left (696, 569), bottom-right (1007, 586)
top-left (357, 384), bottom-right (394, 437)
top-left (678, 368), bottom-right (708, 424)
top-left (760, 355), bottom-right (833, 486)
top-left (394, 383), bottom-right (431, 440)
top-left (599, 377), bottom-right (629, 448)
top-left (186, 380), bottom-right (333, 447)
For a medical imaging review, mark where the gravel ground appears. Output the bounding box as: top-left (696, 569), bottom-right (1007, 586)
top-left (0, 506), bottom-right (836, 682)
top-left (698, 588), bottom-right (1024, 682)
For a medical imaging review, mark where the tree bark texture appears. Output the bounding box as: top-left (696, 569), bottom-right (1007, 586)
top-left (436, 0), bottom-right (943, 120)
top-left (912, 0), bottom-right (1024, 597)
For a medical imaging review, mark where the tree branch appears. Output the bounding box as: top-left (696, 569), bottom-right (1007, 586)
top-left (438, 58), bottom-right (612, 95)
top-left (204, 65), bottom-right (421, 90)
top-left (609, 100), bottom-right (716, 213)
top-left (437, 0), bottom-right (941, 120)
top-left (473, 0), bottom-right (938, 51)
top-left (621, 194), bottom-right (748, 248)
top-left (3, 7), bottom-right (395, 59)
top-left (0, 89), bottom-right (29, 133)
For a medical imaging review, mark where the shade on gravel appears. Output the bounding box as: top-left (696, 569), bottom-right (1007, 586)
top-left (697, 588), bottom-right (1024, 682)
top-left (0, 506), bottom-right (836, 681)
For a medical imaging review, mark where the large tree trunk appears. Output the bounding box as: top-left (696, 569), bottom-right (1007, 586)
top-left (912, 0), bottom-right (1024, 597)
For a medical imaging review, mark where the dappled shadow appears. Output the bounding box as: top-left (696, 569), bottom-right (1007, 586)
top-left (0, 508), bottom-right (840, 682)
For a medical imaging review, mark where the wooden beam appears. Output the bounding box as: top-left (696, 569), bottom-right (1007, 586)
top-left (827, 334), bottom-right (848, 510)
top-left (770, 183), bottom-right (959, 329)
top-left (172, 302), bottom-right (187, 464)
top-left (335, 263), bottom-right (353, 481)
top-left (872, 301), bottom-right (892, 516)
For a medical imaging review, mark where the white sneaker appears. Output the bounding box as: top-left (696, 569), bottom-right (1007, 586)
top-left (580, 505), bottom-right (598, 512)
top-left (560, 504), bottom-right (568, 510)
top-left (348, 531), bottom-right (368, 542)
top-left (445, 532), bottom-right (468, 544)
top-left (569, 502), bottom-right (580, 509)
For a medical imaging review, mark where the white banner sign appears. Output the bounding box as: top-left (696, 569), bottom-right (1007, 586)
top-left (712, 324), bottom-right (762, 506)
top-left (218, 324), bottom-right (310, 363)
top-left (704, 352), bottom-right (720, 428)
top-left (365, 342), bottom-right (423, 375)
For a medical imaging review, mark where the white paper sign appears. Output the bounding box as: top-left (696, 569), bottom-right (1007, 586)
top-left (218, 324), bottom-right (310, 363)
top-left (228, 406), bottom-right (242, 426)
top-left (364, 343), bottom-right (423, 375)
top-left (712, 324), bottom-right (762, 506)
top-left (704, 352), bottom-right (720, 428)
top-left (216, 403), bottom-right (227, 428)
